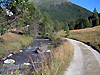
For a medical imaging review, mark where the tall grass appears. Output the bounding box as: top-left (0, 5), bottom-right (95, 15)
top-left (30, 39), bottom-right (73, 75)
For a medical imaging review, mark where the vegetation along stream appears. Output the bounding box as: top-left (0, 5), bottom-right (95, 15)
top-left (0, 39), bottom-right (51, 74)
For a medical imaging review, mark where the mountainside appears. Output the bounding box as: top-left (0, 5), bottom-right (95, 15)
top-left (29, 0), bottom-right (92, 23)
top-left (40, 2), bottom-right (92, 23)
top-left (29, 0), bottom-right (69, 6)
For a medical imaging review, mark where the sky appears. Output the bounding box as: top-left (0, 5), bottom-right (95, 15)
top-left (70, 0), bottom-right (100, 13)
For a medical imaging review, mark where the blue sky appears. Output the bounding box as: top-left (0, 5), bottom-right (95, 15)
top-left (70, 0), bottom-right (100, 13)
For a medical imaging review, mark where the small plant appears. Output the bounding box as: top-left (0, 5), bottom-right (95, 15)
top-left (48, 45), bottom-right (53, 49)
top-left (51, 37), bottom-right (63, 48)
top-left (41, 44), bottom-right (47, 47)
top-left (0, 38), bottom-right (4, 42)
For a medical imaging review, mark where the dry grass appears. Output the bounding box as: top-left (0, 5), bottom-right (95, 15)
top-left (69, 25), bottom-right (100, 52)
top-left (0, 32), bottom-right (33, 60)
top-left (30, 39), bottom-right (74, 75)
top-left (56, 30), bottom-right (66, 37)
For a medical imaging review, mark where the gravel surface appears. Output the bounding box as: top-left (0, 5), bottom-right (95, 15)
top-left (65, 38), bottom-right (100, 75)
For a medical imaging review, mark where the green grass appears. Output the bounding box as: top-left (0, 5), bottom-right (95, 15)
top-left (69, 25), bottom-right (100, 53)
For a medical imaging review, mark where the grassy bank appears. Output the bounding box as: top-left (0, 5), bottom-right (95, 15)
top-left (4, 38), bottom-right (73, 75)
top-left (30, 38), bottom-right (74, 75)
top-left (69, 25), bottom-right (100, 53)
top-left (0, 32), bottom-right (33, 60)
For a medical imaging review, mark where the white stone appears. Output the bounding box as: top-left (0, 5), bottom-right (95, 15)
top-left (46, 50), bottom-right (51, 52)
top-left (23, 63), bottom-right (31, 66)
top-left (27, 25), bottom-right (30, 27)
top-left (8, 54), bottom-right (13, 57)
top-left (33, 61), bottom-right (38, 64)
top-left (20, 50), bottom-right (23, 52)
top-left (4, 59), bottom-right (15, 64)
top-left (27, 46), bottom-right (32, 49)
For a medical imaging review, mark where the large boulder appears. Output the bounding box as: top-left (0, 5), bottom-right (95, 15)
top-left (37, 46), bottom-right (48, 54)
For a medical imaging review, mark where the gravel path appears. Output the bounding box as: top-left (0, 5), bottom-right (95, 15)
top-left (65, 38), bottom-right (100, 75)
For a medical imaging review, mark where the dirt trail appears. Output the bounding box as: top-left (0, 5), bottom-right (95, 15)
top-left (65, 38), bottom-right (100, 75)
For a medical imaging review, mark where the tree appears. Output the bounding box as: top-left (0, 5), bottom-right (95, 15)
top-left (54, 20), bottom-right (61, 31)
top-left (93, 8), bottom-right (98, 18)
top-left (0, 24), bottom-right (6, 35)
top-left (61, 22), bottom-right (65, 30)
top-left (98, 13), bottom-right (100, 18)
top-left (75, 18), bottom-right (85, 29)
top-left (80, 23), bottom-right (84, 29)
top-left (95, 16), bottom-right (99, 26)
top-left (65, 24), bottom-right (69, 37)
top-left (84, 18), bottom-right (90, 27)
top-left (89, 19), bottom-right (93, 27)
top-left (40, 13), bottom-right (54, 38)
top-left (69, 21), bottom-right (75, 30)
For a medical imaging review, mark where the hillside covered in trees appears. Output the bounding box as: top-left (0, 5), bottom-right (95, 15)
top-left (29, 0), bottom-right (69, 7)
top-left (30, 0), bottom-right (93, 23)
top-left (39, 2), bottom-right (92, 23)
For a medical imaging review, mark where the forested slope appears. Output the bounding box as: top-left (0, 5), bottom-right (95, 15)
top-left (39, 2), bottom-right (92, 23)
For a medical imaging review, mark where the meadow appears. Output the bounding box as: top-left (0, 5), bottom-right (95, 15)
top-left (69, 25), bottom-right (100, 53)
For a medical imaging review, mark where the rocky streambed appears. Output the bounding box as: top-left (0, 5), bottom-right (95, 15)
top-left (0, 39), bottom-right (51, 74)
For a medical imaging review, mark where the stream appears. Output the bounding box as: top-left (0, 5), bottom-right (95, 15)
top-left (0, 39), bottom-right (51, 74)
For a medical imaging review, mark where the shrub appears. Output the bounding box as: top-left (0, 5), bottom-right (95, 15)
top-left (0, 38), bottom-right (4, 42)
top-left (51, 37), bottom-right (63, 48)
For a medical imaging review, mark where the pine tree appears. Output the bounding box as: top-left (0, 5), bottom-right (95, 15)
top-left (80, 23), bottom-right (84, 29)
top-left (98, 13), bottom-right (100, 18)
top-left (61, 22), bottom-right (65, 30)
top-left (93, 8), bottom-right (98, 18)
top-left (85, 18), bottom-right (90, 27)
top-left (40, 13), bottom-right (54, 38)
top-left (89, 19), bottom-right (93, 27)
top-left (54, 20), bottom-right (61, 31)
top-left (69, 21), bottom-right (75, 30)
top-left (95, 16), bottom-right (99, 26)
top-left (65, 24), bottom-right (69, 37)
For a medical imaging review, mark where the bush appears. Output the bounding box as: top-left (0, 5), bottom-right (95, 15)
top-left (51, 37), bottom-right (63, 48)
top-left (0, 38), bottom-right (4, 42)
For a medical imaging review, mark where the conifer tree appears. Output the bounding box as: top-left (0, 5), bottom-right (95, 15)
top-left (89, 19), bottom-right (93, 27)
top-left (65, 24), bottom-right (69, 37)
top-left (69, 21), bottom-right (75, 30)
top-left (85, 18), bottom-right (90, 27)
top-left (61, 22), bottom-right (65, 30)
top-left (93, 8), bottom-right (98, 18)
top-left (40, 13), bottom-right (53, 38)
top-left (80, 23), bottom-right (84, 29)
top-left (95, 16), bottom-right (99, 26)
top-left (54, 20), bottom-right (61, 31)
